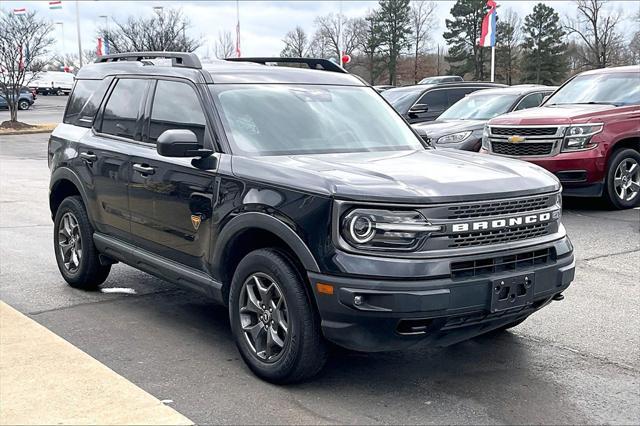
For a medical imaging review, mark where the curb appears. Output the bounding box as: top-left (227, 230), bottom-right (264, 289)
top-left (0, 124), bottom-right (57, 136)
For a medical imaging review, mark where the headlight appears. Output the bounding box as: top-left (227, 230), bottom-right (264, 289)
top-left (437, 131), bottom-right (472, 144)
top-left (341, 209), bottom-right (442, 252)
top-left (482, 125), bottom-right (490, 150)
top-left (562, 124), bottom-right (603, 152)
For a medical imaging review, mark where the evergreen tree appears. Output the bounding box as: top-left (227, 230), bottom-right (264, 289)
top-left (443, 0), bottom-right (489, 80)
top-left (521, 3), bottom-right (567, 84)
top-left (374, 0), bottom-right (413, 85)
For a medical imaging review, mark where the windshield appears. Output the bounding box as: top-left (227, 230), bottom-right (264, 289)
top-left (210, 85), bottom-right (425, 156)
top-left (546, 72), bottom-right (640, 106)
top-left (439, 93), bottom-right (519, 120)
top-left (381, 88), bottom-right (423, 112)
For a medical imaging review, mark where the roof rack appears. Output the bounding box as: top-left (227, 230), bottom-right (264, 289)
top-left (225, 57), bottom-right (347, 74)
top-left (95, 52), bottom-right (202, 69)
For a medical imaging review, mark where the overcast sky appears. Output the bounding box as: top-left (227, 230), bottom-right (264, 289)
top-left (1, 0), bottom-right (637, 59)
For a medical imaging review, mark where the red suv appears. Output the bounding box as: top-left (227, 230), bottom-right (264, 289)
top-left (481, 66), bottom-right (640, 209)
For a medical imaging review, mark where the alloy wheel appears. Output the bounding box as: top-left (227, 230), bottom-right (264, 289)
top-left (614, 158), bottom-right (640, 202)
top-left (58, 212), bottom-right (82, 273)
top-left (238, 272), bottom-right (289, 362)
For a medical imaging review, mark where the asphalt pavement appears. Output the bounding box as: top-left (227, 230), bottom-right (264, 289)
top-left (1, 133), bottom-right (638, 424)
top-left (0, 95), bottom-right (67, 125)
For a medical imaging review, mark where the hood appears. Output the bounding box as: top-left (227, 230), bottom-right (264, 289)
top-left (231, 149), bottom-right (559, 204)
top-left (413, 119), bottom-right (486, 139)
top-left (490, 104), bottom-right (622, 126)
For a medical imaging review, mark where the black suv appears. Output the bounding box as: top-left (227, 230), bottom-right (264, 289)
top-left (382, 81), bottom-right (506, 124)
top-left (49, 53), bottom-right (575, 383)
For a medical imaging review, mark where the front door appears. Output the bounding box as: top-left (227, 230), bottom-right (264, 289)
top-left (128, 79), bottom-right (217, 271)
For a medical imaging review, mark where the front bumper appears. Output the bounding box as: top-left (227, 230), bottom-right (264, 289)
top-left (480, 146), bottom-right (607, 197)
top-left (308, 237), bottom-right (575, 352)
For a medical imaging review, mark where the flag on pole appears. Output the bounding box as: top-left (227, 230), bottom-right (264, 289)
top-left (97, 38), bottom-right (103, 56)
top-left (479, 0), bottom-right (497, 47)
top-left (49, 1), bottom-right (63, 10)
top-left (235, 22), bottom-right (241, 58)
top-left (104, 36), bottom-right (110, 55)
top-left (13, 8), bottom-right (27, 15)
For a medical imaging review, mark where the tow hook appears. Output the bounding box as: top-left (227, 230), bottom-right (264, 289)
top-left (552, 293), bottom-right (565, 301)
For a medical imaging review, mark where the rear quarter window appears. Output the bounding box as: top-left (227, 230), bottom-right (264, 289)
top-left (63, 78), bottom-right (111, 128)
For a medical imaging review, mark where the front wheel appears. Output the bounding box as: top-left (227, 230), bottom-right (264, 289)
top-left (604, 148), bottom-right (640, 209)
top-left (229, 248), bottom-right (327, 383)
top-left (53, 196), bottom-right (111, 290)
top-left (18, 100), bottom-right (30, 110)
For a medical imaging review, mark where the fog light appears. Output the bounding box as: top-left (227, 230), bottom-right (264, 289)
top-left (354, 295), bottom-right (363, 306)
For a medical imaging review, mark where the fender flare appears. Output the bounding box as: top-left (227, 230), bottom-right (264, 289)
top-left (212, 212), bottom-right (320, 275)
top-left (49, 166), bottom-right (95, 224)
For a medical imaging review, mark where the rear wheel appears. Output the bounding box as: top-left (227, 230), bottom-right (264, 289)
top-left (604, 148), bottom-right (640, 209)
top-left (18, 100), bottom-right (30, 110)
top-left (229, 248), bottom-right (327, 383)
top-left (53, 196), bottom-right (110, 290)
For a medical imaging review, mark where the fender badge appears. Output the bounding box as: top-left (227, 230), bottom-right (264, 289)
top-left (508, 135), bottom-right (526, 143)
top-left (191, 214), bottom-right (202, 230)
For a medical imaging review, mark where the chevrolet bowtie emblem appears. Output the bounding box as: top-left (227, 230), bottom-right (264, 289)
top-left (191, 214), bottom-right (202, 231)
top-left (508, 135), bottom-right (526, 143)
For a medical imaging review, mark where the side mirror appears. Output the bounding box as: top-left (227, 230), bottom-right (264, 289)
top-left (409, 104), bottom-right (429, 115)
top-left (156, 129), bottom-right (212, 158)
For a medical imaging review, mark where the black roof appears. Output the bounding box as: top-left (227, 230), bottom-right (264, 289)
top-left (79, 52), bottom-right (366, 86)
top-left (384, 81), bottom-right (507, 95)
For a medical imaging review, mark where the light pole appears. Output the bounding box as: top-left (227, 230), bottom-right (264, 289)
top-left (75, 1), bottom-right (83, 68)
top-left (99, 15), bottom-right (109, 54)
top-left (55, 22), bottom-right (65, 58)
top-left (153, 6), bottom-right (164, 51)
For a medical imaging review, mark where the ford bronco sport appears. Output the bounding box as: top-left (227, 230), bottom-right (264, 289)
top-left (49, 53), bottom-right (575, 383)
top-left (482, 65), bottom-right (640, 209)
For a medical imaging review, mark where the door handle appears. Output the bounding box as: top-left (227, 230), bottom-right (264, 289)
top-left (133, 163), bottom-right (155, 175)
top-left (80, 152), bottom-right (97, 162)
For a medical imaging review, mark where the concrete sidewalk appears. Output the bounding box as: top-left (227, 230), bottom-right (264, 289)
top-left (0, 301), bottom-right (193, 425)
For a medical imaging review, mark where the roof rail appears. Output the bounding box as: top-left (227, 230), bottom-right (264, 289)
top-left (225, 57), bottom-right (347, 74)
top-left (95, 52), bottom-right (202, 69)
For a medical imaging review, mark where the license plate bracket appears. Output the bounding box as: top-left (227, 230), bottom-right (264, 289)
top-left (490, 273), bottom-right (535, 312)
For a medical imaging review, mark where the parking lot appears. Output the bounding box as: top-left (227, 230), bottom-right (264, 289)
top-left (0, 131), bottom-right (638, 424)
top-left (0, 95), bottom-right (68, 126)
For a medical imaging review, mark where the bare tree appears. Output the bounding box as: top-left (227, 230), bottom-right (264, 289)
top-left (312, 13), bottom-right (363, 61)
top-left (495, 9), bottom-right (521, 84)
top-left (281, 26), bottom-right (310, 57)
top-left (410, 1), bottom-right (437, 83)
top-left (214, 31), bottom-right (235, 59)
top-left (628, 11), bottom-right (640, 64)
top-left (49, 50), bottom-right (97, 72)
top-left (101, 8), bottom-right (201, 54)
top-left (0, 10), bottom-right (55, 124)
top-left (564, 0), bottom-right (624, 69)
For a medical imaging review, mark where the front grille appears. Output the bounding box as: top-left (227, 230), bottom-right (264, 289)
top-left (491, 127), bottom-right (557, 136)
top-left (447, 195), bottom-right (553, 219)
top-left (448, 223), bottom-right (550, 248)
top-left (450, 248), bottom-right (553, 279)
top-left (491, 141), bottom-right (554, 156)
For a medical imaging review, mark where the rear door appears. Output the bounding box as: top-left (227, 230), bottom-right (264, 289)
top-left (446, 87), bottom-right (486, 108)
top-left (128, 78), bottom-right (217, 271)
top-left (63, 77), bottom-right (144, 242)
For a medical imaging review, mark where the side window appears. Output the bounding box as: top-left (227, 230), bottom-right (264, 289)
top-left (447, 88), bottom-right (477, 106)
top-left (64, 78), bottom-right (110, 128)
top-left (100, 79), bottom-right (148, 140)
top-left (417, 90), bottom-right (447, 111)
top-left (148, 80), bottom-right (207, 144)
top-left (514, 93), bottom-right (544, 111)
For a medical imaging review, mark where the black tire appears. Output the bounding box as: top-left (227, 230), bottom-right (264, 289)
top-left (604, 148), bottom-right (640, 209)
top-left (53, 196), bottom-right (110, 290)
top-left (229, 248), bottom-right (327, 384)
top-left (18, 100), bottom-right (30, 110)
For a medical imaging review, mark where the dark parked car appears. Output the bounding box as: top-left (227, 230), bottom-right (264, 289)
top-left (382, 82), bottom-right (506, 124)
top-left (373, 85), bottom-right (395, 92)
top-left (413, 85), bottom-right (557, 151)
top-left (0, 86), bottom-right (35, 110)
top-left (418, 75), bottom-right (463, 84)
top-left (48, 52), bottom-right (574, 383)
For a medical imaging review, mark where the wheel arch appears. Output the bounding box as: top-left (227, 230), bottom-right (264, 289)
top-left (49, 167), bottom-right (93, 223)
top-left (611, 136), bottom-right (640, 155)
top-left (212, 212), bottom-right (320, 304)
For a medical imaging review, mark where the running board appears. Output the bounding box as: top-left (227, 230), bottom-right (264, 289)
top-left (93, 233), bottom-right (224, 304)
